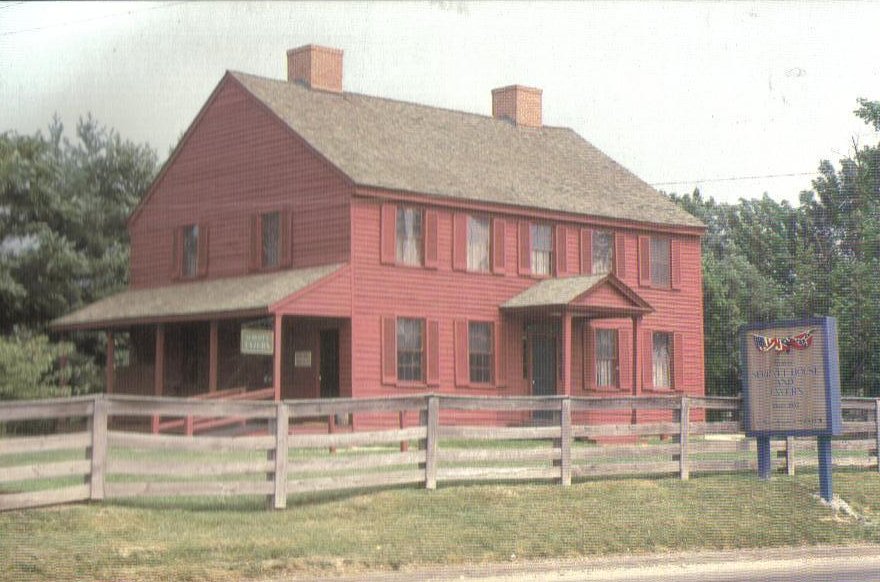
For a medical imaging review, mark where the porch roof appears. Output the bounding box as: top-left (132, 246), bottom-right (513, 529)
top-left (50, 263), bottom-right (344, 331)
top-left (501, 273), bottom-right (653, 315)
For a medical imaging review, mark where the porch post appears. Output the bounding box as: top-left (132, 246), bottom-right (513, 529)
top-left (105, 331), bottom-right (115, 394)
top-left (208, 320), bottom-right (219, 393)
top-left (152, 324), bottom-right (165, 434)
top-left (631, 315), bottom-right (641, 425)
top-left (273, 314), bottom-right (283, 401)
top-left (631, 316), bottom-right (640, 396)
top-left (561, 310), bottom-right (572, 396)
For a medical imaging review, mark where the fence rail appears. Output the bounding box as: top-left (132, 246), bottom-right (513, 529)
top-left (1, 394), bottom-right (879, 511)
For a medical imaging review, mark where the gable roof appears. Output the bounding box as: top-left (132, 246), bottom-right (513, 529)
top-left (50, 264), bottom-right (344, 331)
top-left (502, 274), bottom-right (653, 314)
top-left (229, 72), bottom-right (704, 230)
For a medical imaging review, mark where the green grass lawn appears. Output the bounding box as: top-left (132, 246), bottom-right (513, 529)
top-left (2, 469), bottom-right (880, 581)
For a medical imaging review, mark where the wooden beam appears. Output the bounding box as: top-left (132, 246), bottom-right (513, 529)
top-left (208, 320), bottom-right (219, 393)
top-left (273, 314), bottom-right (282, 401)
top-left (105, 331), bottom-right (115, 394)
top-left (631, 316), bottom-right (640, 396)
top-left (561, 311), bottom-right (572, 396)
top-left (152, 324), bottom-right (165, 434)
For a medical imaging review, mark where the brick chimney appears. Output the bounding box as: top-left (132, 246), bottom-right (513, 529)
top-left (287, 44), bottom-right (343, 93)
top-left (491, 85), bottom-right (542, 128)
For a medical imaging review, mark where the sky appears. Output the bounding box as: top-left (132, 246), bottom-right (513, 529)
top-left (1, 1), bottom-right (879, 206)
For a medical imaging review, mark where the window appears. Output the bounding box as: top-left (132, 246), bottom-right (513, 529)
top-left (182, 224), bottom-right (199, 278)
top-left (651, 237), bottom-right (670, 287)
top-left (397, 318), bottom-right (424, 382)
top-left (592, 231), bottom-right (614, 275)
top-left (467, 216), bottom-right (490, 272)
top-left (468, 322), bottom-right (493, 383)
top-left (396, 207), bottom-right (423, 266)
top-left (596, 329), bottom-right (618, 387)
top-left (530, 224), bottom-right (552, 276)
top-left (652, 331), bottom-right (672, 389)
top-left (261, 212), bottom-right (280, 268)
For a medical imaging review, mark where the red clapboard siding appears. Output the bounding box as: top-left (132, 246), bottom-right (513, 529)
top-left (348, 200), bottom-right (705, 406)
top-left (129, 78), bottom-right (350, 288)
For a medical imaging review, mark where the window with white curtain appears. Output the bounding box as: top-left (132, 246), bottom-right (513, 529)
top-left (652, 331), bottom-right (672, 389)
top-left (530, 224), bottom-right (552, 276)
top-left (467, 216), bottom-right (490, 272)
top-left (592, 231), bottom-right (614, 275)
top-left (396, 207), bottom-right (423, 266)
top-left (595, 329), bottom-right (618, 387)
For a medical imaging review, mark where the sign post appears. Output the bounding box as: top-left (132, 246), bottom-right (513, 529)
top-left (740, 317), bottom-right (842, 501)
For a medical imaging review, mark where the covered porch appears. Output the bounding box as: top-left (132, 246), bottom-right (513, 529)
top-left (502, 274), bottom-right (653, 400)
top-left (51, 264), bottom-right (352, 432)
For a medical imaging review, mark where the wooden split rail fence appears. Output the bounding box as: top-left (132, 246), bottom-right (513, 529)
top-left (2, 394), bottom-right (880, 512)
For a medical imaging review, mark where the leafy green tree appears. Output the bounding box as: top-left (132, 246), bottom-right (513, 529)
top-left (0, 116), bottom-right (157, 331)
top-left (0, 116), bottom-right (157, 399)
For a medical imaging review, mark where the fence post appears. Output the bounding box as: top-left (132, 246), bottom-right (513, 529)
top-left (875, 399), bottom-right (880, 474)
top-left (399, 411), bottom-right (408, 452)
top-left (269, 402), bottom-right (289, 510)
top-left (785, 436), bottom-right (796, 476)
top-left (425, 395), bottom-right (439, 490)
top-left (560, 397), bottom-right (572, 487)
top-left (678, 396), bottom-right (690, 481)
top-left (89, 395), bottom-right (108, 501)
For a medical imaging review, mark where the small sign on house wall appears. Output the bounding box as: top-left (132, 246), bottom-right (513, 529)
top-left (240, 328), bottom-right (274, 355)
top-left (294, 351), bottom-right (312, 367)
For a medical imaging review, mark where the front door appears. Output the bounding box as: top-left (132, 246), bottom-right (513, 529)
top-left (319, 329), bottom-right (340, 398)
top-left (530, 330), bottom-right (557, 422)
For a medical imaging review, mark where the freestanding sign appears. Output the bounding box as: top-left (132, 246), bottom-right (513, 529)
top-left (740, 317), bottom-right (842, 501)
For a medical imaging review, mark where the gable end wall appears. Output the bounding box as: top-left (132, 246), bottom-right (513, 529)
top-left (129, 79), bottom-right (351, 288)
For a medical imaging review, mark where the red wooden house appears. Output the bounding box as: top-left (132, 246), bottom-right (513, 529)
top-left (52, 45), bottom-right (706, 422)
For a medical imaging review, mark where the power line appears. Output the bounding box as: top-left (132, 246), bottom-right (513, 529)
top-left (650, 171), bottom-right (819, 187)
top-left (0, 2), bottom-right (26, 11)
top-left (0, 1), bottom-right (186, 37)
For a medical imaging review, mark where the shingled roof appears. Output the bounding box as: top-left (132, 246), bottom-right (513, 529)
top-left (50, 264), bottom-right (343, 330)
top-left (230, 72), bottom-right (704, 229)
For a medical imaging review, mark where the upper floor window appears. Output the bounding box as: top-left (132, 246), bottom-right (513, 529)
top-left (182, 224), bottom-right (199, 278)
top-left (592, 230), bottom-right (614, 275)
top-left (652, 331), bottom-right (672, 389)
top-left (530, 224), bottom-right (553, 276)
top-left (397, 317), bottom-right (424, 382)
top-left (650, 237), bottom-right (671, 287)
top-left (596, 328), bottom-right (618, 387)
top-left (468, 321), bottom-right (493, 383)
top-left (261, 211), bottom-right (280, 268)
top-left (467, 216), bottom-right (490, 272)
top-left (396, 207), bottom-right (423, 266)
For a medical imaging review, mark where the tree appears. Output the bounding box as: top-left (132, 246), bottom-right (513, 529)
top-left (0, 116), bottom-right (157, 398)
top-left (0, 116), bottom-right (157, 331)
